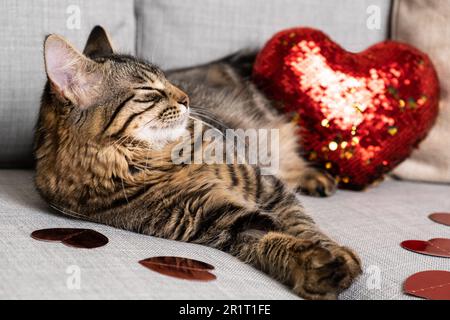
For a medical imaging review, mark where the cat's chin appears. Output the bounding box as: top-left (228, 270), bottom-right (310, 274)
top-left (134, 118), bottom-right (189, 150)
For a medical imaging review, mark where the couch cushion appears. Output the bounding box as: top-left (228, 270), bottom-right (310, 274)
top-left (0, 0), bottom-right (135, 168)
top-left (136, 0), bottom-right (392, 70)
top-left (1, 170), bottom-right (449, 299)
top-left (392, 0), bottom-right (450, 184)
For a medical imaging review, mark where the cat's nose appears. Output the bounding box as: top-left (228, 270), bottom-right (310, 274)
top-left (171, 84), bottom-right (190, 108)
top-left (178, 94), bottom-right (189, 108)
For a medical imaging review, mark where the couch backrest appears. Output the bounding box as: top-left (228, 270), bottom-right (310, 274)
top-left (136, 0), bottom-right (392, 69)
top-left (0, 0), bottom-right (391, 168)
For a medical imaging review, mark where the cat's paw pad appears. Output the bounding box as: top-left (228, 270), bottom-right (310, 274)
top-left (293, 244), bottom-right (362, 300)
top-left (297, 169), bottom-right (337, 197)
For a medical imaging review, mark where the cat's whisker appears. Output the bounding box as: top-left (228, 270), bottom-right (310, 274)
top-left (188, 113), bottom-right (226, 137)
top-left (188, 113), bottom-right (250, 165)
top-left (110, 135), bottom-right (129, 150)
top-left (119, 177), bottom-right (129, 206)
top-left (49, 203), bottom-right (95, 222)
top-left (190, 110), bottom-right (249, 145)
top-left (190, 109), bottom-right (229, 130)
top-left (188, 116), bottom-right (227, 146)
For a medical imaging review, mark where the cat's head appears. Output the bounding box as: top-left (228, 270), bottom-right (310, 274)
top-left (43, 26), bottom-right (190, 146)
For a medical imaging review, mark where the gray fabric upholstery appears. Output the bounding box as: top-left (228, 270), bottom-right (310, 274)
top-left (136, 0), bottom-right (391, 70)
top-left (0, 0), bottom-right (135, 167)
top-left (1, 170), bottom-right (449, 300)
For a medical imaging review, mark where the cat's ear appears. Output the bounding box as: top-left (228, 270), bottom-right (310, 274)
top-left (44, 34), bottom-right (102, 109)
top-left (83, 26), bottom-right (114, 58)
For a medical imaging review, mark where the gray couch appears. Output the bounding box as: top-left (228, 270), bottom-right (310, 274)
top-left (1, 0), bottom-right (449, 300)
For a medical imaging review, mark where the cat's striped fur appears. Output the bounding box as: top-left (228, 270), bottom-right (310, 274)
top-left (34, 26), bottom-right (361, 299)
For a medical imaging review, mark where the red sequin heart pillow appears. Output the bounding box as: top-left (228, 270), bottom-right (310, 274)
top-left (253, 28), bottom-right (439, 190)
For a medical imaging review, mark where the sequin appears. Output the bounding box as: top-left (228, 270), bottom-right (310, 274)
top-left (328, 141), bottom-right (338, 151)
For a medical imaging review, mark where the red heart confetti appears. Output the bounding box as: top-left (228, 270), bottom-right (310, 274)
top-left (253, 27), bottom-right (439, 190)
top-left (429, 213), bottom-right (450, 227)
top-left (404, 270), bottom-right (450, 300)
top-left (31, 228), bottom-right (108, 249)
top-left (139, 256), bottom-right (216, 281)
top-left (401, 239), bottom-right (450, 258)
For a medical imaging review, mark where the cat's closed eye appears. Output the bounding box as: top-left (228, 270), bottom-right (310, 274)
top-left (132, 93), bottom-right (164, 104)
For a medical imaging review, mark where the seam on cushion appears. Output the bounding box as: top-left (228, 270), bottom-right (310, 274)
top-left (134, 0), bottom-right (141, 57)
top-left (391, 0), bottom-right (401, 39)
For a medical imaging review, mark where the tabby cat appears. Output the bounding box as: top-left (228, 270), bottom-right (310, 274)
top-left (34, 26), bottom-right (361, 299)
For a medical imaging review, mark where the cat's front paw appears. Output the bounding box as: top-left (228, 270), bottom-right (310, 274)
top-left (296, 168), bottom-right (337, 197)
top-left (292, 243), bottom-right (362, 300)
